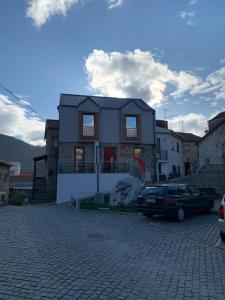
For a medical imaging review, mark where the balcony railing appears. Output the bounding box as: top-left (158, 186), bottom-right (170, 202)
top-left (100, 161), bottom-right (131, 173)
top-left (58, 161), bottom-right (131, 174)
top-left (156, 150), bottom-right (168, 161)
top-left (58, 161), bottom-right (95, 174)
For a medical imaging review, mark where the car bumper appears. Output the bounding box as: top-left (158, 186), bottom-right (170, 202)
top-left (218, 218), bottom-right (225, 233)
top-left (137, 204), bottom-right (177, 217)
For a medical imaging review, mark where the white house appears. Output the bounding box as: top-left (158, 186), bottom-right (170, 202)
top-left (156, 120), bottom-right (183, 181)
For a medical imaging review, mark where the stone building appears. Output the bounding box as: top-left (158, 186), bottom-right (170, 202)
top-left (33, 120), bottom-right (58, 202)
top-left (198, 112), bottom-right (225, 167)
top-left (175, 132), bottom-right (200, 175)
top-left (33, 94), bottom-right (156, 203)
top-left (0, 161), bottom-right (11, 203)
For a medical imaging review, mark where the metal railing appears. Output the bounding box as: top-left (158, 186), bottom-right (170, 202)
top-left (58, 161), bottom-right (95, 174)
top-left (100, 161), bottom-right (131, 173)
top-left (58, 161), bottom-right (131, 174)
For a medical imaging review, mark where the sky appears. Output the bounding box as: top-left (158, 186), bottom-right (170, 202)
top-left (1, 0), bottom-right (225, 145)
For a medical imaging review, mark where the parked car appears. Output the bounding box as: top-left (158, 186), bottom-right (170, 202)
top-left (218, 195), bottom-right (225, 241)
top-left (137, 183), bottom-right (214, 221)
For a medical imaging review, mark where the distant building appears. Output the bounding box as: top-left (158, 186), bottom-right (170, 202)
top-left (198, 112), bottom-right (225, 167)
top-left (156, 120), bottom-right (183, 181)
top-left (175, 132), bottom-right (200, 175)
top-left (10, 171), bottom-right (33, 195)
top-left (0, 161), bottom-right (11, 203)
top-left (33, 120), bottom-right (58, 202)
top-left (9, 162), bottom-right (21, 176)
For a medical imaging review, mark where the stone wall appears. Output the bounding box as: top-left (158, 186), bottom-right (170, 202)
top-left (170, 170), bottom-right (225, 196)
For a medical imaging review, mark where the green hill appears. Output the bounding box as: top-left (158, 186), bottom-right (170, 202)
top-left (0, 134), bottom-right (45, 171)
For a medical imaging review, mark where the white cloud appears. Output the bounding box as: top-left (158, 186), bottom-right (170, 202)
top-left (27, 0), bottom-right (79, 27)
top-left (191, 67), bottom-right (225, 101)
top-left (27, 0), bottom-right (125, 26)
top-left (107, 0), bottom-right (125, 9)
top-left (189, 0), bottom-right (198, 5)
top-left (168, 113), bottom-right (208, 136)
top-left (85, 49), bottom-right (200, 107)
top-left (179, 10), bottom-right (195, 19)
top-left (0, 94), bottom-right (45, 146)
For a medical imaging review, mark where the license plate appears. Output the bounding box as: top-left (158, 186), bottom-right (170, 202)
top-left (146, 198), bottom-right (156, 204)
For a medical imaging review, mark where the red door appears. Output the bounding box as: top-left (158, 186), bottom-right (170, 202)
top-left (104, 147), bottom-right (117, 172)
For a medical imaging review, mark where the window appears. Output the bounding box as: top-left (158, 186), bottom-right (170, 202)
top-left (171, 141), bottom-right (175, 151)
top-left (83, 114), bottom-right (95, 137)
top-left (156, 138), bottom-right (161, 153)
top-left (126, 116), bottom-right (137, 138)
top-left (80, 112), bottom-right (99, 139)
top-left (158, 162), bottom-right (162, 174)
top-left (168, 187), bottom-right (178, 196)
top-left (177, 142), bottom-right (180, 153)
top-left (134, 148), bottom-right (142, 160)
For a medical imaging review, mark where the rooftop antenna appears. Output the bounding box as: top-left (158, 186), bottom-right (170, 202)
top-left (163, 108), bottom-right (170, 121)
top-left (181, 121), bottom-right (184, 132)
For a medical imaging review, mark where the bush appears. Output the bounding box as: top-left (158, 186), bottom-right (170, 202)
top-left (8, 191), bottom-right (28, 206)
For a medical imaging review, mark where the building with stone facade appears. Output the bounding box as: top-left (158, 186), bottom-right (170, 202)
top-left (0, 161), bottom-right (11, 203)
top-left (175, 132), bottom-right (200, 175)
top-left (56, 94), bottom-right (156, 203)
top-left (198, 111), bottom-right (225, 167)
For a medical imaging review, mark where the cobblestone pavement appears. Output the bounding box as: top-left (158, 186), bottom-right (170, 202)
top-left (1, 204), bottom-right (225, 299)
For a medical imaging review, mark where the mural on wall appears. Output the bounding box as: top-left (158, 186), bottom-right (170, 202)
top-left (110, 176), bottom-right (143, 206)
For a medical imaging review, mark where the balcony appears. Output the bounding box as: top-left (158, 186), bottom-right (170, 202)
top-left (58, 161), bottom-right (131, 174)
top-left (156, 150), bottom-right (168, 161)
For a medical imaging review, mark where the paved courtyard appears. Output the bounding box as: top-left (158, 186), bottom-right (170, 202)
top-left (1, 204), bottom-right (225, 299)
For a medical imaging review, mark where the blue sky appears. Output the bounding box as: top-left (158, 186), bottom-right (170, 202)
top-left (1, 0), bottom-right (225, 144)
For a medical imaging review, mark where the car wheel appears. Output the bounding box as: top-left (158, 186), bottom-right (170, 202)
top-left (220, 231), bottom-right (225, 242)
top-left (176, 207), bottom-right (185, 222)
top-left (144, 213), bottom-right (153, 218)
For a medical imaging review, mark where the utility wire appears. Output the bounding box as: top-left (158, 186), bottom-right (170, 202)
top-left (0, 82), bottom-right (45, 121)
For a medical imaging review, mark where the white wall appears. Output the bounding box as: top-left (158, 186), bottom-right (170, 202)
top-left (199, 122), bottom-right (225, 167)
top-left (57, 173), bottom-right (129, 204)
top-left (156, 127), bottom-right (183, 180)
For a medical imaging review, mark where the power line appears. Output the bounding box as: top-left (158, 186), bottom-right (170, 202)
top-left (0, 82), bottom-right (45, 121)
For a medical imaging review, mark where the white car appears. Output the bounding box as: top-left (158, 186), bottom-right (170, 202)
top-left (218, 195), bottom-right (225, 241)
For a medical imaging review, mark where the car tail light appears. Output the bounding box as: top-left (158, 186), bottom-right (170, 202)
top-left (137, 196), bottom-right (144, 205)
top-left (219, 205), bottom-right (224, 219)
top-left (160, 198), bottom-right (176, 205)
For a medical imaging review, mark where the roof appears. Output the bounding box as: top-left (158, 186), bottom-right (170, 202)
top-left (156, 120), bottom-right (168, 129)
top-left (208, 111), bottom-right (225, 122)
top-left (44, 119), bottom-right (59, 139)
top-left (174, 132), bottom-right (201, 142)
top-left (0, 160), bottom-right (11, 168)
top-left (33, 155), bottom-right (47, 161)
top-left (10, 171), bottom-right (33, 182)
top-left (59, 94), bottom-right (154, 112)
top-left (198, 118), bottom-right (225, 144)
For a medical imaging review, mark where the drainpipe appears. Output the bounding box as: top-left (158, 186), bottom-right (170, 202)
top-left (95, 142), bottom-right (100, 193)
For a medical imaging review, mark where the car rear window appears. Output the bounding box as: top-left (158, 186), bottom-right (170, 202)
top-left (141, 187), bottom-right (167, 197)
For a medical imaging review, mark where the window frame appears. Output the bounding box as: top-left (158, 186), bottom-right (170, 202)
top-left (79, 112), bottom-right (99, 140)
top-left (123, 114), bottom-right (141, 141)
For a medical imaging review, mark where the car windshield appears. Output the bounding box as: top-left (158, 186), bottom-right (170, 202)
top-left (141, 186), bottom-right (167, 197)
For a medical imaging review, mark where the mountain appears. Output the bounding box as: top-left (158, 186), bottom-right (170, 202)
top-left (0, 134), bottom-right (45, 171)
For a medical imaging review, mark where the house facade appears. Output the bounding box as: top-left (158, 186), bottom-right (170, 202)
top-left (198, 112), bottom-right (225, 167)
top-left (57, 94), bottom-right (156, 203)
top-left (156, 120), bottom-right (183, 181)
top-left (0, 161), bottom-right (11, 203)
top-left (175, 132), bottom-right (200, 175)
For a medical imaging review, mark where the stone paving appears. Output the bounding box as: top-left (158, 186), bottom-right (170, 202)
top-left (0, 204), bottom-right (225, 299)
